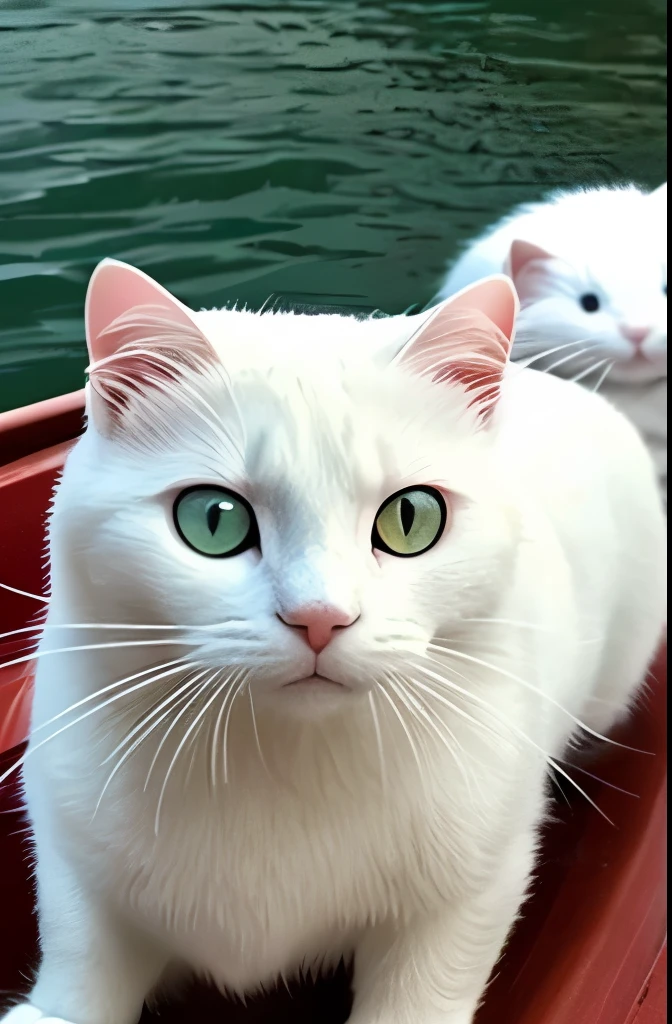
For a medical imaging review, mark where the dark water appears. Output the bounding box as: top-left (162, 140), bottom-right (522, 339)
top-left (0, 0), bottom-right (666, 413)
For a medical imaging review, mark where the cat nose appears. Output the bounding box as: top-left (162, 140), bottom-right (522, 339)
top-left (620, 325), bottom-right (649, 348)
top-left (278, 604), bottom-right (360, 653)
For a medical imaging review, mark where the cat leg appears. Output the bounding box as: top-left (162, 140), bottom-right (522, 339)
top-left (0, 847), bottom-right (165, 1024)
top-left (348, 837), bottom-right (534, 1024)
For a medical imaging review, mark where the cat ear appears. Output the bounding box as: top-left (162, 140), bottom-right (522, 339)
top-left (506, 239), bottom-right (554, 281)
top-left (391, 276), bottom-right (518, 422)
top-left (86, 258), bottom-right (204, 364)
top-left (84, 259), bottom-right (216, 435)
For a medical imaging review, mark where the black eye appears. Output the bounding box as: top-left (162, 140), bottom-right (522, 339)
top-left (174, 487), bottom-right (259, 558)
top-left (580, 293), bottom-right (600, 313)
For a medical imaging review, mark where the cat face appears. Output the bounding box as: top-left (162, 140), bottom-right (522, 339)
top-left (509, 184), bottom-right (667, 386)
top-left (56, 262), bottom-right (519, 720)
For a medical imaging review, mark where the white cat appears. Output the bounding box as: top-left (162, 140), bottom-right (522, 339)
top-left (0, 260), bottom-right (665, 1024)
top-left (438, 184), bottom-right (667, 505)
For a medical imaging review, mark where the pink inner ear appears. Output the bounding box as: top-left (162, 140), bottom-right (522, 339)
top-left (507, 240), bottom-right (553, 282)
top-left (399, 306), bottom-right (510, 377)
top-left (444, 276), bottom-right (518, 343)
top-left (396, 278), bottom-right (518, 422)
top-left (85, 259), bottom-right (197, 364)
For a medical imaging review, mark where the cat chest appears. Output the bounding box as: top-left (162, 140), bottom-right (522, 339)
top-left (111, 777), bottom-right (475, 978)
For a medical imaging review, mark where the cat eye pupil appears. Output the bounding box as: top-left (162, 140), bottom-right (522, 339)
top-left (174, 486), bottom-right (258, 558)
top-left (400, 496), bottom-right (415, 536)
top-left (373, 486), bottom-right (447, 558)
top-left (580, 292), bottom-right (600, 313)
top-left (206, 502), bottom-right (221, 536)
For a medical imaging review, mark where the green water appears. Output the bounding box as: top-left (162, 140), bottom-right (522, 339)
top-left (0, 0), bottom-right (666, 414)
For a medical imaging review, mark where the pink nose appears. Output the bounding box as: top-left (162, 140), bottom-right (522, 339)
top-left (620, 325), bottom-right (650, 348)
top-left (279, 604), bottom-right (359, 653)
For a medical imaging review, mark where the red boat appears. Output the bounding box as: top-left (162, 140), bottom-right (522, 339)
top-left (0, 393), bottom-right (666, 1023)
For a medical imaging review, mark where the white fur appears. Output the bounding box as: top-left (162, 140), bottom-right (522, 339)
top-left (1, 275), bottom-right (665, 1024)
top-left (438, 185), bottom-right (667, 503)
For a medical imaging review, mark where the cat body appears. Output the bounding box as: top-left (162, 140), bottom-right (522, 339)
top-left (438, 185), bottom-right (667, 503)
top-left (1, 262), bottom-right (665, 1024)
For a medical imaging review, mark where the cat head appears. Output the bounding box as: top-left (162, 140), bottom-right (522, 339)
top-left (53, 259), bottom-right (519, 722)
top-left (507, 184), bottom-right (667, 386)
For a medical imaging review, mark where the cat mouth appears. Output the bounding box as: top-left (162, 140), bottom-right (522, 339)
top-left (282, 673), bottom-right (347, 690)
top-left (611, 350), bottom-right (655, 367)
top-left (624, 351), bottom-right (661, 368)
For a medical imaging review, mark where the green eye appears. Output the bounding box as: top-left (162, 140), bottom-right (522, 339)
top-left (373, 487), bottom-right (447, 557)
top-left (174, 487), bottom-right (258, 558)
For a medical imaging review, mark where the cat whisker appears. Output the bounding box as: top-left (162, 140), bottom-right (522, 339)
top-left (93, 668), bottom-right (208, 818)
top-left (0, 622), bottom-right (221, 643)
top-left (209, 667), bottom-right (245, 791)
top-left (461, 617), bottom-right (555, 632)
top-left (248, 684), bottom-right (271, 779)
top-left (398, 461), bottom-right (433, 482)
top-left (385, 673), bottom-right (474, 851)
top-left (406, 662), bottom-right (514, 751)
top-left (0, 582), bottom-right (49, 603)
top-left (29, 658), bottom-right (190, 737)
top-left (592, 360), bottom-right (615, 392)
top-left (409, 661), bottom-right (614, 823)
top-left (368, 690), bottom-right (387, 793)
top-left (100, 669), bottom-right (207, 769)
top-left (385, 673), bottom-right (429, 745)
top-left (377, 673), bottom-right (426, 786)
top-left (516, 338), bottom-right (595, 369)
top-left (393, 663), bottom-right (473, 761)
top-left (0, 638), bottom-right (203, 673)
top-left (548, 765), bottom-right (573, 808)
top-left (143, 673), bottom-right (215, 797)
top-left (427, 642), bottom-right (648, 753)
top-left (543, 760), bottom-right (613, 821)
top-left (571, 358), bottom-right (611, 384)
top-left (0, 659), bottom-right (192, 788)
top-left (423, 654), bottom-right (640, 805)
top-left (154, 668), bottom-right (228, 834)
top-left (222, 673), bottom-right (249, 785)
top-left (554, 756), bottom-right (639, 799)
top-left (390, 668), bottom-right (475, 796)
top-left (542, 347), bottom-right (594, 375)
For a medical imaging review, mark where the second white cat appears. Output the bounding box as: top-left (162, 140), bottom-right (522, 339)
top-left (438, 184), bottom-right (667, 504)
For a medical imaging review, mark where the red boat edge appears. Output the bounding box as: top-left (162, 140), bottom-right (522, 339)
top-left (0, 389), bottom-right (86, 469)
top-left (0, 392), bottom-right (666, 1022)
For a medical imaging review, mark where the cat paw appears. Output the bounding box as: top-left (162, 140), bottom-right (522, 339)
top-left (0, 1007), bottom-right (75, 1024)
